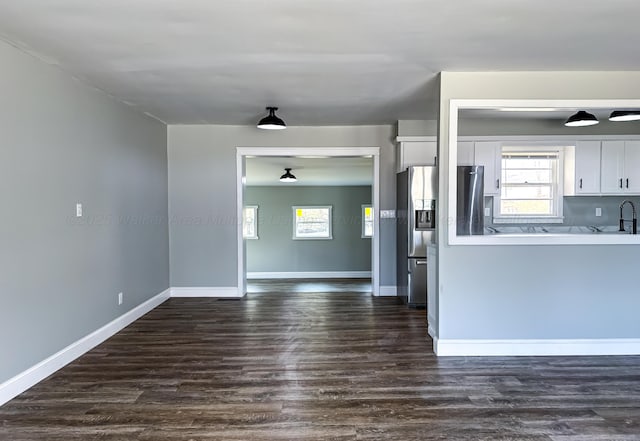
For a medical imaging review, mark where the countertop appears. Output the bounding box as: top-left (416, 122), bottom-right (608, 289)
top-left (484, 225), bottom-right (634, 235)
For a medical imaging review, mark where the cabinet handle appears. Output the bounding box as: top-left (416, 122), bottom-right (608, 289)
top-left (620, 178), bottom-right (623, 189)
top-left (579, 178), bottom-right (583, 189)
top-left (496, 179), bottom-right (500, 189)
top-left (627, 178), bottom-right (630, 189)
top-left (416, 260), bottom-right (427, 265)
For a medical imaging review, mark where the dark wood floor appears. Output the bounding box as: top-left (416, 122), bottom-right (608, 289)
top-left (2, 285), bottom-right (640, 440)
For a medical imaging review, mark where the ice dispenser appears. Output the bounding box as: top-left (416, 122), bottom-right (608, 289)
top-left (415, 199), bottom-right (436, 230)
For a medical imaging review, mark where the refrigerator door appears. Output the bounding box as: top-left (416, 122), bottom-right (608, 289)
top-left (407, 258), bottom-right (427, 307)
top-left (408, 166), bottom-right (437, 257)
top-left (457, 166), bottom-right (485, 235)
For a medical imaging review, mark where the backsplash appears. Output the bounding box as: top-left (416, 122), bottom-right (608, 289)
top-left (484, 196), bottom-right (640, 227)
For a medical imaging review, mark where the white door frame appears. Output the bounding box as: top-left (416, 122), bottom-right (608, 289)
top-left (236, 147), bottom-right (381, 296)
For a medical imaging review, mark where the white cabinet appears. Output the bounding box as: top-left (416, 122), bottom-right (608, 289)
top-left (625, 141), bottom-right (640, 193)
top-left (601, 140), bottom-right (640, 194)
top-left (457, 141), bottom-right (475, 166)
top-left (574, 141), bottom-right (601, 194)
top-left (474, 141), bottom-right (501, 196)
top-left (396, 141), bottom-right (437, 173)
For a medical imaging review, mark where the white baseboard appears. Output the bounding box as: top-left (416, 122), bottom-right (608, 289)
top-left (170, 287), bottom-right (242, 298)
top-left (435, 338), bottom-right (640, 357)
top-left (378, 285), bottom-right (397, 297)
top-left (0, 288), bottom-right (170, 407)
top-left (247, 271), bottom-right (371, 280)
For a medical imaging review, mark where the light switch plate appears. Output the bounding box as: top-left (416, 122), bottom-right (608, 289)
top-left (380, 210), bottom-right (396, 219)
top-left (596, 207), bottom-right (602, 217)
top-left (484, 207), bottom-right (491, 217)
top-left (76, 203), bottom-right (83, 217)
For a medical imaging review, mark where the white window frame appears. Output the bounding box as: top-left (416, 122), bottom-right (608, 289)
top-left (494, 146), bottom-right (566, 224)
top-left (361, 205), bottom-right (374, 238)
top-left (292, 205), bottom-right (333, 240)
top-left (242, 205), bottom-right (259, 240)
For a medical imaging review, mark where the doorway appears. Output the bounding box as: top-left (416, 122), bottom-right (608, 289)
top-left (236, 147), bottom-right (381, 297)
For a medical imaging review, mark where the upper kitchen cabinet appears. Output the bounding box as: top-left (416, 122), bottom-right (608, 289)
top-left (573, 141), bottom-right (601, 195)
top-left (395, 138), bottom-right (437, 173)
top-left (473, 141), bottom-right (501, 196)
top-left (601, 140), bottom-right (640, 194)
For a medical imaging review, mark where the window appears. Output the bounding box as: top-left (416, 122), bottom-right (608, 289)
top-left (293, 206), bottom-right (332, 239)
top-left (362, 205), bottom-right (374, 238)
top-left (496, 147), bottom-right (564, 223)
top-left (242, 206), bottom-right (258, 239)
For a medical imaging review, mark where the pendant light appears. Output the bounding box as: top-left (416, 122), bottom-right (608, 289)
top-left (565, 110), bottom-right (599, 127)
top-left (279, 168), bottom-right (297, 182)
top-left (609, 110), bottom-right (640, 122)
top-left (257, 107), bottom-right (287, 130)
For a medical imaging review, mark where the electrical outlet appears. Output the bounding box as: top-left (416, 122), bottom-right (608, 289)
top-left (76, 203), bottom-right (83, 217)
top-left (118, 292), bottom-right (123, 305)
top-left (380, 210), bottom-right (396, 219)
top-left (595, 207), bottom-right (602, 217)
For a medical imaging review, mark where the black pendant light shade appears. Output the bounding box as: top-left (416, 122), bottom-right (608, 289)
top-left (609, 110), bottom-right (640, 122)
top-left (279, 168), bottom-right (297, 182)
top-left (257, 107), bottom-right (287, 130)
top-left (565, 110), bottom-right (599, 127)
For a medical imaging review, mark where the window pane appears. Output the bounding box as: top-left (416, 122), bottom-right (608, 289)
top-left (243, 207), bottom-right (257, 238)
top-left (499, 149), bottom-right (560, 219)
top-left (296, 222), bottom-right (329, 237)
top-left (364, 206), bottom-right (373, 221)
top-left (364, 221), bottom-right (373, 237)
top-left (362, 205), bottom-right (373, 237)
top-left (501, 199), bottom-right (553, 215)
top-left (502, 185), bottom-right (552, 199)
top-left (294, 207), bottom-right (332, 239)
top-left (503, 169), bottom-right (552, 184)
top-left (502, 158), bottom-right (553, 169)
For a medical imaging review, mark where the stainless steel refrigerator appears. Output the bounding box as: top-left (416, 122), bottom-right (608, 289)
top-left (457, 166), bottom-right (485, 235)
top-left (396, 166), bottom-right (437, 308)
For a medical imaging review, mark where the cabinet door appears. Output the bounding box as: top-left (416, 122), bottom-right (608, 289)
top-left (601, 141), bottom-right (625, 193)
top-left (474, 141), bottom-right (501, 195)
top-left (400, 141), bottom-right (437, 171)
top-left (457, 141), bottom-right (475, 166)
top-left (574, 141), bottom-right (601, 194)
top-left (624, 141), bottom-right (640, 193)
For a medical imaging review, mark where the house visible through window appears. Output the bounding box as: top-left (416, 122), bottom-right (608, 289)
top-left (243, 206), bottom-right (258, 239)
top-left (362, 205), bottom-right (373, 238)
top-left (293, 206), bottom-right (332, 239)
top-left (496, 148), bottom-right (564, 223)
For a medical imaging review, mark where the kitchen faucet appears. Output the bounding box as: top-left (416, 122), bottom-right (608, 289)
top-left (619, 200), bottom-right (637, 234)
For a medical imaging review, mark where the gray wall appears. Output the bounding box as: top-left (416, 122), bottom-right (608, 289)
top-left (245, 186), bottom-right (372, 273)
top-left (0, 40), bottom-right (169, 384)
top-left (167, 125), bottom-right (397, 287)
top-left (437, 72), bottom-right (640, 340)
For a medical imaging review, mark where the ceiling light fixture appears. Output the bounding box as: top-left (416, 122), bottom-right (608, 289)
top-left (279, 168), bottom-right (297, 182)
top-left (565, 111), bottom-right (599, 127)
top-left (257, 107), bottom-right (287, 130)
top-left (609, 110), bottom-right (640, 122)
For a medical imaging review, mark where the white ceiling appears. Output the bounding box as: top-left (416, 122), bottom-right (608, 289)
top-left (1, 1), bottom-right (640, 125)
top-left (245, 157), bottom-right (373, 186)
